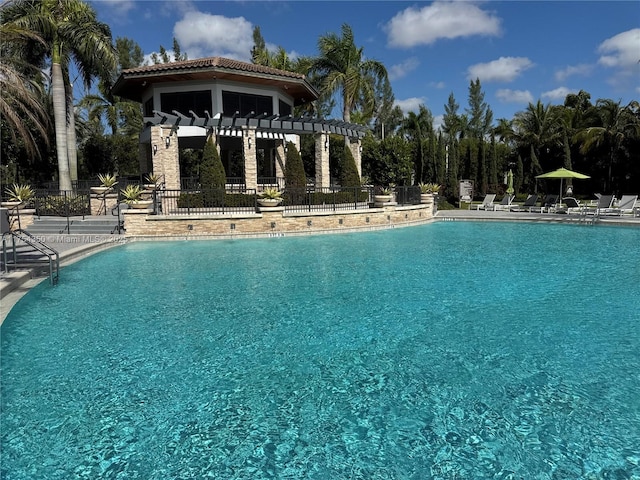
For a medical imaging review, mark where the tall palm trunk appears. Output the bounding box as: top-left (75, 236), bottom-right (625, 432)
top-left (51, 61), bottom-right (72, 191)
top-left (66, 79), bottom-right (78, 186)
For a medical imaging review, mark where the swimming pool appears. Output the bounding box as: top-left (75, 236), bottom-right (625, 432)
top-left (2, 222), bottom-right (639, 479)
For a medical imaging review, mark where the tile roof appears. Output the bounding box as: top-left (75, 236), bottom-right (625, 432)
top-left (122, 56), bottom-right (305, 80)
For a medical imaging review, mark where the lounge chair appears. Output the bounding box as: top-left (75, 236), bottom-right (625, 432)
top-left (492, 194), bottom-right (515, 211)
top-left (530, 194), bottom-right (558, 213)
top-left (602, 195), bottom-right (638, 216)
top-left (510, 194), bottom-right (539, 212)
top-left (557, 197), bottom-right (584, 214)
top-left (470, 193), bottom-right (496, 210)
top-left (585, 194), bottom-right (615, 215)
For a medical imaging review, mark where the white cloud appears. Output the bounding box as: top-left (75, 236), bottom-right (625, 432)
top-left (496, 89), bottom-right (533, 104)
top-left (395, 97), bottom-right (427, 114)
top-left (429, 81), bottom-right (446, 89)
top-left (98, 0), bottom-right (135, 15)
top-left (385, 1), bottom-right (501, 48)
top-left (173, 11), bottom-right (254, 61)
top-left (555, 64), bottom-right (593, 82)
top-left (542, 87), bottom-right (575, 101)
top-left (467, 57), bottom-right (534, 82)
top-left (597, 28), bottom-right (640, 90)
top-left (433, 114), bottom-right (444, 132)
top-left (388, 58), bottom-right (420, 81)
top-left (597, 28), bottom-right (640, 69)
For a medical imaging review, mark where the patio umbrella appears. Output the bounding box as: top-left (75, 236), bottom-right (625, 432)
top-left (535, 167), bottom-right (590, 201)
top-left (506, 169), bottom-right (514, 195)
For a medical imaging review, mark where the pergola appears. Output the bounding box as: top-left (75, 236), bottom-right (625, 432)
top-left (112, 57), bottom-right (369, 190)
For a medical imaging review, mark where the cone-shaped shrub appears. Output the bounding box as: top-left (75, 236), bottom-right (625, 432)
top-left (340, 145), bottom-right (361, 188)
top-left (284, 141), bottom-right (307, 204)
top-left (200, 136), bottom-right (226, 206)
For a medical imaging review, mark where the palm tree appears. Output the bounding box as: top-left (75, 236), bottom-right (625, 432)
top-left (399, 105), bottom-right (433, 183)
top-left (4, 0), bottom-right (116, 191)
top-left (575, 99), bottom-right (640, 192)
top-left (513, 100), bottom-right (562, 172)
top-left (309, 24), bottom-right (388, 126)
top-left (0, 17), bottom-right (49, 159)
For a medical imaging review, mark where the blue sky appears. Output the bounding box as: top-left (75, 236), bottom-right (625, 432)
top-left (92, 1), bottom-right (639, 127)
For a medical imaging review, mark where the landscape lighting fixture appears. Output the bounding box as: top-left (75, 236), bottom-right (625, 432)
top-left (152, 144), bottom-right (158, 155)
top-left (165, 136), bottom-right (171, 148)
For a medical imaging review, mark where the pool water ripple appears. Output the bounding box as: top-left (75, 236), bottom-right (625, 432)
top-left (1, 222), bottom-right (639, 479)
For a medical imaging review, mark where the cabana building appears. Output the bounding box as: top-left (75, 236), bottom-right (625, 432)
top-left (112, 57), bottom-right (367, 191)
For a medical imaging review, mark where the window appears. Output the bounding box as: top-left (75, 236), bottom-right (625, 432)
top-left (222, 91), bottom-right (272, 117)
top-left (278, 100), bottom-right (292, 117)
top-left (160, 90), bottom-right (212, 117)
top-left (144, 97), bottom-right (154, 116)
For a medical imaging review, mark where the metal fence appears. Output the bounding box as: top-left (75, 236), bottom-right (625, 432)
top-left (282, 187), bottom-right (373, 213)
top-left (34, 190), bottom-right (91, 217)
top-left (158, 189), bottom-right (258, 215)
top-left (5, 184), bottom-right (425, 220)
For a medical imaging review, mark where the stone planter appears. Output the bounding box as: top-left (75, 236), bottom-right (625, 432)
top-left (91, 186), bottom-right (113, 195)
top-left (257, 198), bottom-right (282, 207)
top-left (129, 200), bottom-right (153, 209)
top-left (1, 201), bottom-right (23, 209)
top-left (373, 194), bottom-right (392, 204)
top-left (420, 193), bottom-right (434, 204)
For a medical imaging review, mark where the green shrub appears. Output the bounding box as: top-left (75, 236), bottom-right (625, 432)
top-left (284, 142), bottom-right (307, 204)
top-left (200, 137), bottom-right (226, 206)
top-left (340, 146), bottom-right (361, 188)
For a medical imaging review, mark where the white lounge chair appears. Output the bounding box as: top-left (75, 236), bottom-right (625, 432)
top-left (530, 194), bottom-right (558, 213)
top-left (492, 194), bottom-right (515, 211)
top-left (558, 197), bottom-right (585, 214)
top-left (470, 194), bottom-right (496, 210)
top-left (585, 194), bottom-right (615, 215)
top-left (602, 195), bottom-right (638, 216)
top-left (510, 194), bottom-right (539, 212)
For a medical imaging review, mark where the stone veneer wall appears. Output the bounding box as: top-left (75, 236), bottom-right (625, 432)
top-left (122, 204), bottom-right (433, 238)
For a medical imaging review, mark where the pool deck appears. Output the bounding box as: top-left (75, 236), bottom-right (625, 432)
top-left (1, 210), bottom-right (638, 323)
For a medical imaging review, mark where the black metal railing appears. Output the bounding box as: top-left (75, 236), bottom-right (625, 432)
top-left (282, 187), bottom-right (373, 213)
top-left (35, 190), bottom-right (91, 217)
top-left (160, 188), bottom-right (258, 215)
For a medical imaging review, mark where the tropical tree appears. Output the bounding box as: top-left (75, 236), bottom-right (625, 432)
top-left (3, 0), bottom-right (117, 191)
top-left (79, 37), bottom-right (143, 136)
top-left (0, 16), bottom-right (49, 160)
top-left (442, 92), bottom-right (465, 140)
top-left (309, 23), bottom-right (388, 126)
top-left (150, 37), bottom-right (187, 64)
top-left (399, 105), bottom-right (433, 184)
top-left (512, 100), bottom-right (562, 190)
top-left (574, 99), bottom-right (640, 192)
top-left (465, 78), bottom-right (493, 139)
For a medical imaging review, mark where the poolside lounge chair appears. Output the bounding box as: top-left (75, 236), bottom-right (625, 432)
top-left (585, 194), bottom-right (615, 215)
top-left (510, 194), bottom-right (539, 212)
top-left (557, 197), bottom-right (584, 214)
top-left (492, 194), bottom-right (515, 211)
top-left (530, 194), bottom-right (558, 213)
top-left (470, 193), bottom-right (496, 210)
top-left (602, 195), bottom-right (638, 216)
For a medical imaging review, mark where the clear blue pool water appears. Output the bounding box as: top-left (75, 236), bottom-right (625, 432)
top-left (1, 222), bottom-right (639, 479)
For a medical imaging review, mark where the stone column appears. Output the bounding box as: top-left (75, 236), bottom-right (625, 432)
top-left (151, 125), bottom-right (180, 190)
top-left (243, 126), bottom-right (257, 191)
top-left (275, 140), bottom-right (286, 188)
top-left (315, 133), bottom-right (330, 189)
top-left (348, 137), bottom-right (362, 178)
